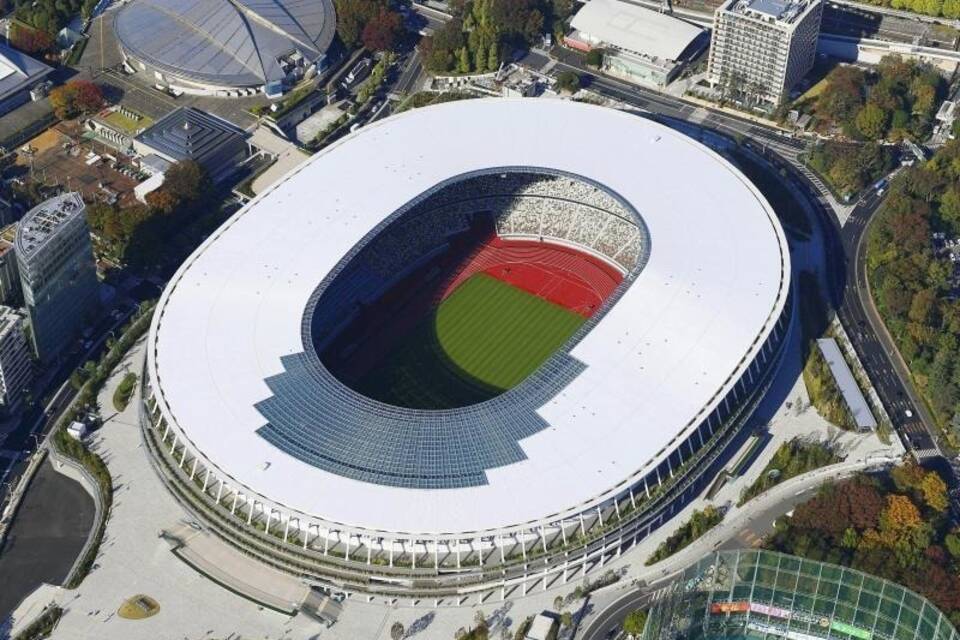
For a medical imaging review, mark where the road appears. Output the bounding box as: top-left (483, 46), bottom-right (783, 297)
top-left (579, 590), bottom-right (654, 640)
top-left (836, 193), bottom-right (942, 456)
top-left (547, 49), bottom-right (947, 463)
top-left (0, 305), bottom-right (136, 521)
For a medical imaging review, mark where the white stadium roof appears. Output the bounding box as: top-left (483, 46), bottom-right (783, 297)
top-left (150, 99), bottom-right (788, 536)
top-left (570, 0), bottom-right (705, 61)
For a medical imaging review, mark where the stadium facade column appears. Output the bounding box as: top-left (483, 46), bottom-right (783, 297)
top-left (231, 491), bottom-right (240, 515)
top-left (215, 479), bottom-right (224, 504)
top-left (389, 540), bottom-right (394, 566)
top-left (367, 538), bottom-right (372, 564)
top-left (540, 527), bottom-right (548, 553)
top-left (265, 508), bottom-right (274, 534)
top-left (434, 539), bottom-right (440, 570)
top-left (456, 541), bottom-right (462, 568)
top-left (629, 488), bottom-right (637, 509)
top-left (323, 531), bottom-right (330, 555)
top-left (169, 433), bottom-right (178, 455)
top-left (519, 533), bottom-right (527, 561)
top-left (189, 458), bottom-right (197, 480)
top-left (283, 517), bottom-right (291, 543)
top-left (247, 501), bottom-right (255, 525)
top-left (179, 445), bottom-right (187, 469)
top-left (202, 468), bottom-right (210, 492)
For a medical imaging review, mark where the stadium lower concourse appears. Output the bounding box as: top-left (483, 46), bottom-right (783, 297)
top-left (141, 99), bottom-right (793, 597)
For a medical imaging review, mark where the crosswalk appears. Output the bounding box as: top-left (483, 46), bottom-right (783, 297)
top-left (913, 447), bottom-right (941, 460)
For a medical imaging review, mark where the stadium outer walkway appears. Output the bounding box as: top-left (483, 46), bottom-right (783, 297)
top-left (9, 310), bottom-right (904, 640)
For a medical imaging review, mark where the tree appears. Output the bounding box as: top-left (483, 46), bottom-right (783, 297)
top-left (818, 65), bottom-right (866, 124)
top-left (556, 70), bottom-right (580, 93)
top-left (390, 621), bottom-right (405, 640)
top-left (487, 42), bottom-right (499, 71)
top-left (362, 8), bottom-right (403, 52)
top-left (856, 102), bottom-right (889, 140)
top-left (49, 80), bottom-right (105, 120)
top-left (622, 609), bottom-right (647, 636)
top-left (940, 188), bottom-right (960, 230)
top-left (585, 48), bottom-right (604, 68)
top-left (9, 22), bottom-right (55, 54)
top-left (920, 471), bottom-right (949, 512)
top-left (334, 0), bottom-right (383, 48)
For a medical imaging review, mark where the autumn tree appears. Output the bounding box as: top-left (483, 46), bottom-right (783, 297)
top-left (856, 102), bottom-right (889, 140)
top-left (361, 7), bottom-right (404, 51)
top-left (49, 80), bottom-right (105, 120)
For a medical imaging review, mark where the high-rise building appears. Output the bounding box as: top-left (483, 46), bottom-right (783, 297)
top-left (0, 223), bottom-right (22, 306)
top-left (708, 0), bottom-right (822, 106)
top-left (15, 193), bottom-right (99, 363)
top-left (0, 306), bottom-right (33, 411)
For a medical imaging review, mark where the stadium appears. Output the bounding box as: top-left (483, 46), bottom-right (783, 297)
top-left (114, 0), bottom-right (336, 98)
top-left (141, 99), bottom-right (793, 598)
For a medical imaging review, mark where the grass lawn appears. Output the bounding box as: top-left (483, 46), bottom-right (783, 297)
top-left (118, 594), bottom-right (159, 620)
top-left (112, 372), bottom-right (138, 412)
top-left (102, 109), bottom-right (153, 134)
top-left (358, 273), bottom-right (584, 409)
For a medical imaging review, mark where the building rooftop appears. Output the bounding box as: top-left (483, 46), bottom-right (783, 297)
top-left (14, 193), bottom-right (85, 260)
top-left (0, 305), bottom-right (22, 337)
top-left (149, 99), bottom-right (790, 535)
top-left (0, 41), bottom-right (53, 104)
top-left (114, 0), bottom-right (336, 89)
top-left (726, 0), bottom-right (814, 23)
top-left (570, 0), bottom-right (705, 61)
top-left (817, 338), bottom-right (877, 430)
top-left (135, 107), bottom-right (246, 167)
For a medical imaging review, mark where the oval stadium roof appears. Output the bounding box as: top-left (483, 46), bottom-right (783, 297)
top-left (149, 99), bottom-right (790, 535)
top-left (115, 0), bottom-right (336, 89)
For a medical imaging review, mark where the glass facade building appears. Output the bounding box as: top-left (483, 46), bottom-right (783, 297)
top-left (15, 193), bottom-right (99, 363)
top-left (642, 549), bottom-right (959, 640)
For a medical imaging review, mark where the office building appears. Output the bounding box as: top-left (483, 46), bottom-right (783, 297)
top-left (16, 193), bottom-right (99, 363)
top-left (0, 306), bottom-right (32, 411)
top-left (0, 223), bottom-right (21, 306)
top-left (708, 0), bottom-right (822, 106)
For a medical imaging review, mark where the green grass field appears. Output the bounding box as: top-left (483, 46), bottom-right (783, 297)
top-left (357, 273), bottom-right (584, 409)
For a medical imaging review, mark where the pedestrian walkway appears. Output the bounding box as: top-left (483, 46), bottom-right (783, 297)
top-left (10, 342), bottom-right (306, 640)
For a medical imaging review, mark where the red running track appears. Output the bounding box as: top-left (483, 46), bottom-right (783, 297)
top-left (441, 237), bottom-right (623, 317)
